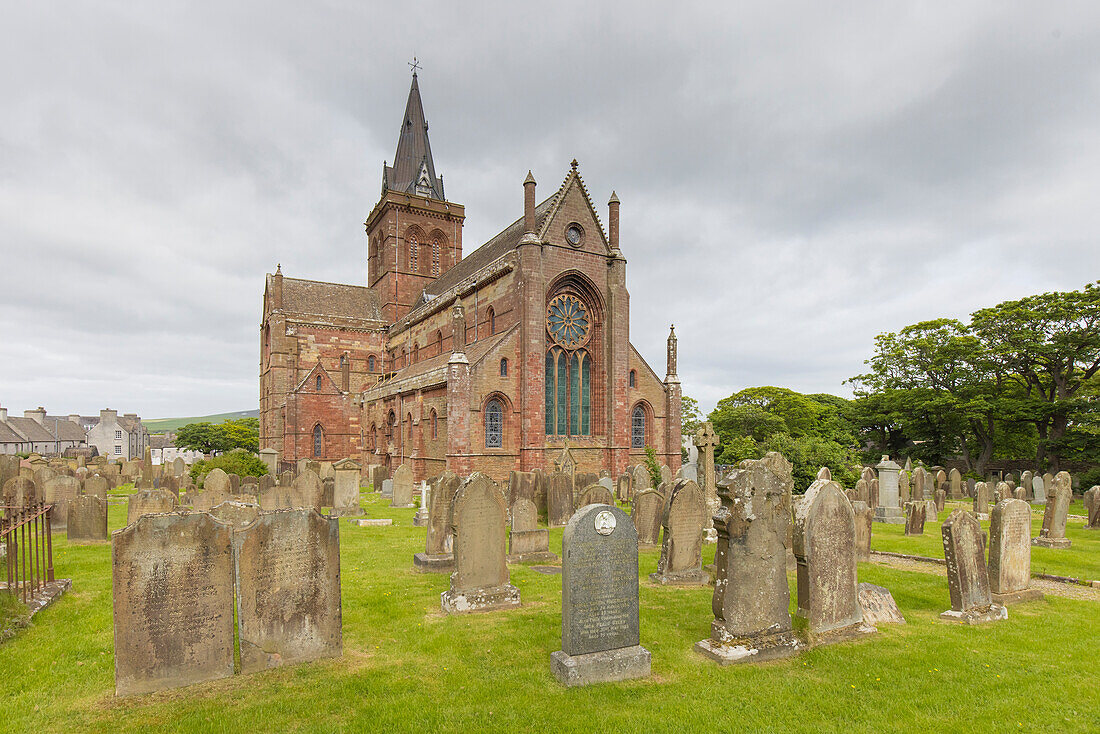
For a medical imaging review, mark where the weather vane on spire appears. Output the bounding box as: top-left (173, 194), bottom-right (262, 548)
top-left (409, 56), bottom-right (422, 75)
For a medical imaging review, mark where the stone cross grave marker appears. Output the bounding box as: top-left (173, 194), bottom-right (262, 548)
top-left (693, 421), bottom-right (720, 526)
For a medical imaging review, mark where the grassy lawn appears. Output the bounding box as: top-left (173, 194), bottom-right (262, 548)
top-left (872, 503), bottom-right (1100, 581)
top-left (0, 493), bottom-right (1096, 733)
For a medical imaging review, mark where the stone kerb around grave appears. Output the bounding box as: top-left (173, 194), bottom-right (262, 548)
top-left (441, 473), bottom-right (521, 614)
top-left (112, 512), bottom-right (235, 696)
top-left (233, 508), bottom-right (342, 674)
top-left (793, 479), bottom-right (874, 644)
top-left (649, 479), bottom-right (708, 586)
top-left (940, 509), bottom-right (1007, 625)
top-left (988, 498), bottom-right (1043, 605)
top-left (551, 503), bottom-right (650, 687)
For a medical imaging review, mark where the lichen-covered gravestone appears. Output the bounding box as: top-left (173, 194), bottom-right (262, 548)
top-left (391, 464), bottom-right (414, 508)
top-left (616, 473), bottom-right (632, 502)
top-left (576, 483), bottom-right (613, 509)
top-left (546, 471), bottom-right (574, 528)
top-left (441, 473), bottom-right (521, 613)
top-left (851, 500), bottom-right (872, 561)
top-left (208, 500), bottom-right (260, 528)
top-left (43, 475), bottom-right (79, 531)
top-left (973, 482), bottom-right (992, 519)
top-left (904, 501), bottom-right (926, 536)
top-left (551, 504), bottom-right (650, 686)
top-left (292, 469), bottom-right (324, 510)
top-left (234, 508), bottom-right (342, 673)
top-left (332, 458), bottom-right (362, 517)
top-left (650, 479), bottom-right (707, 585)
top-left (989, 499), bottom-right (1043, 605)
top-left (793, 480), bottom-right (874, 643)
top-left (414, 471), bottom-right (460, 572)
top-left (1085, 486), bottom-right (1100, 529)
top-left (67, 495), bottom-right (108, 543)
top-left (1033, 471), bottom-right (1072, 549)
top-left (112, 513), bottom-right (235, 696)
top-left (126, 489), bottom-right (177, 525)
top-left (632, 464), bottom-right (652, 495)
top-left (195, 468), bottom-right (232, 512)
top-left (949, 468), bottom-right (963, 499)
top-left (508, 496), bottom-right (556, 563)
top-left (631, 488), bottom-right (664, 547)
top-left (696, 455), bottom-right (803, 664)
top-left (939, 509), bottom-right (1007, 624)
top-left (3, 476), bottom-right (38, 506)
top-left (857, 583), bottom-right (906, 626)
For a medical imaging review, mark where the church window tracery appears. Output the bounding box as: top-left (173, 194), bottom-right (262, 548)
top-left (632, 405), bottom-right (646, 448)
top-left (485, 399), bottom-right (503, 448)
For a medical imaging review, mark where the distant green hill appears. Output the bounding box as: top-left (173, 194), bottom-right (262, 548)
top-left (145, 410), bottom-right (259, 434)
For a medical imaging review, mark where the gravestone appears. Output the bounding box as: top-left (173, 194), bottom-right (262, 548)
top-left (940, 509), bottom-right (1008, 624)
top-left (632, 464), bottom-right (652, 495)
top-left (696, 455), bottom-right (803, 664)
top-left (934, 489), bottom-right (946, 513)
top-left (989, 499), bottom-right (1043, 605)
top-left (948, 468), bottom-right (962, 499)
top-left (973, 482), bottom-right (992, 519)
top-left (898, 470), bottom-right (910, 504)
top-left (391, 464), bottom-right (414, 508)
top-left (574, 472), bottom-right (598, 492)
top-left (67, 495), bottom-right (108, 543)
top-left (195, 468), bottom-right (232, 512)
top-left (381, 479), bottom-right (393, 499)
top-left (675, 463), bottom-right (698, 482)
top-left (1033, 471), bottom-right (1072, 549)
top-left (616, 473), bottom-right (632, 502)
top-left (1032, 475), bottom-right (1046, 505)
top-left (576, 483), bottom-right (613, 509)
top-left (126, 489), bottom-right (177, 525)
top-left (853, 478), bottom-right (870, 504)
top-left (441, 473), bottom-right (521, 614)
top-left (904, 502), bottom-right (926, 536)
top-left (112, 513), bottom-right (235, 696)
top-left (1085, 486), bottom-right (1100, 529)
top-left (994, 481), bottom-right (1009, 504)
top-left (332, 458), bottom-right (362, 517)
top-left (234, 509), bottom-right (342, 674)
top-left (207, 500), bottom-right (260, 528)
top-left (3, 476), bottom-right (38, 506)
top-left (660, 464), bottom-right (672, 485)
top-left (851, 500), bottom-right (872, 561)
top-left (631, 488), bottom-right (664, 547)
top-left (1039, 472), bottom-right (1054, 504)
top-left (874, 456), bottom-right (904, 524)
top-left (650, 479), bottom-right (707, 585)
top-left (817, 467), bottom-right (832, 480)
top-left (1020, 471), bottom-right (1034, 501)
top-left (371, 464), bottom-right (388, 492)
top-left (293, 469), bottom-right (324, 510)
top-left (793, 479), bottom-right (873, 643)
top-left (321, 477), bottom-right (335, 508)
top-left (170, 457), bottom-right (186, 477)
top-left (508, 470), bottom-right (538, 514)
top-left (415, 471), bottom-right (461, 572)
top-left (546, 471), bottom-right (574, 528)
top-left (508, 496), bottom-right (555, 563)
top-left (259, 474), bottom-right (275, 493)
top-left (911, 466), bottom-right (927, 501)
top-left (598, 475), bottom-right (615, 494)
top-left (857, 583), bottom-right (906, 626)
top-left (550, 504), bottom-right (650, 687)
top-left (861, 466), bottom-right (876, 494)
top-left (413, 482), bottom-right (430, 526)
top-left (935, 469), bottom-right (947, 491)
top-left (44, 475), bottom-right (80, 531)
top-left (34, 466), bottom-right (58, 491)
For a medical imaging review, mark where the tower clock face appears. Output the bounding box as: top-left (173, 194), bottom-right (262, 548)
top-left (565, 224), bottom-right (583, 247)
top-left (547, 294), bottom-right (591, 349)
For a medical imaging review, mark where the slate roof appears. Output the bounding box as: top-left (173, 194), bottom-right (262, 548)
top-left (0, 421), bottom-right (25, 444)
top-left (5, 417), bottom-right (57, 442)
top-left (282, 277), bottom-right (383, 323)
top-left (44, 418), bottom-right (86, 442)
top-left (383, 73), bottom-right (445, 201)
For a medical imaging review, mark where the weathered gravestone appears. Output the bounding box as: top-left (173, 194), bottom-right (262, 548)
top-left (675, 463), bottom-right (698, 482)
top-left (67, 495), bottom-right (108, 543)
top-left (631, 488), bottom-right (664, 547)
top-left (576, 483), bottom-right (613, 509)
top-left (898, 470), bottom-right (910, 504)
top-left (3, 476), bottom-right (38, 506)
top-left (632, 464), bottom-right (652, 496)
top-left (332, 459), bottom-right (361, 517)
top-left (126, 489), bottom-right (177, 525)
top-left (988, 498), bottom-right (1043, 605)
top-left (660, 464), bottom-right (672, 485)
top-left (857, 583), bottom-right (906, 626)
top-left (994, 481), bottom-right (1010, 504)
top-left (508, 470), bottom-right (538, 516)
top-left (911, 466), bottom-right (927, 501)
top-left (381, 478), bottom-right (393, 499)
top-left (508, 496), bottom-right (555, 563)
top-left (574, 472), bottom-right (598, 493)
top-left (551, 504), bottom-right (650, 687)
top-left (112, 513), bottom-right (234, 695)
top-left (234, 509), bottom-right (342, 673)
top-left (973, 482), bottom-right (992, 519)
top-left (853, 478), bottom-right (870, 505)
top-left (696, 455), bottom-right (803, 664)
top-left (441, 473), bottom-right (521, 613)
top-left (1039, 472), bottom-right (1054, 505)
top-left (1033, 471), bottom-right (1072, 548)
top-left (948, 468), bottom-right (963, 499)
top-left (546, 471), bottom-right (574, 528)
top-left (371, 464), bottom-right (388, 493)
top-left (34, 466), bottom-right (57, 491)
top-left (207, 500), bottom-right (261, 528)
top-left (321, 477), bottom-right (335, 508)
top-left (793, 479), bottom-right (873, 643)
top-left (616, 473), bottom-right (632, 502)
top-left (817, 467), bottom-right (832, 480)
top-left (414, 471), bottom-right (460, 572)
top-left (1020, 471), bottom-right (1034, 501)
top-left (43, 475), bottom-right (79, 531)
top-left (598, 475), bottom-right (615, 494)
top-left (851, 500), bottom-right (872, 561)
top-left (1086, 486), bottom-right (1100, 529)
top-left (650, 479), bottom-right (707, 585)
top-left (904, 501), bottom-right (926, 536)
top-left (934, 489), bottom-right (946, 513)
top-left (171, 457), bottom-right (186, 477)
top-left (873, 456), bottom-right (904, 524)
top-left (391, 464), bottom-right (414, 508)
top-left (194, 468), bottom-right (232, 512)
top-left (79, 474), bottom-right (105, 501)
top-left (1032, 475), bottom-right (1047, 505)
top-left (940, 509), bottom-right (1007, 624)
top-left (293, 469), bottom-right (324, 510)
top-left (554, 442), bottom-right (578, 482)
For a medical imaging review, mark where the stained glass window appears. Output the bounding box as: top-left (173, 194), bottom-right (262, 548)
top-left (485, 399), bottom-right (503, 448)
top-left (544, 346), bottom-right (591, 437)
top-left (316, 375), bottom-right (322, 391)
top-left (632, 406), bottom-right (645, 448)
top-left (556, 350), bottom-right (567, 435)
top-left (545, 350), bottom-right (555, 435)
top-left (313, 424), bottom-right (323, 457)
top-left (546, 294), bottom-right (591, 348)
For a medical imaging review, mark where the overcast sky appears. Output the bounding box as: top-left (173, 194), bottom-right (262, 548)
top-left (2, 2), bottom-right (1099, 419)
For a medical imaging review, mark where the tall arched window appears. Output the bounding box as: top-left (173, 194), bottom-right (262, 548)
top-left (500, 358), bottom-right (508, 376)
top-left (487, 307), bottom-right (496, 336)
top-left (629, 370), bottom-right (636, 388)
top-left (408, 231), bottom-right (419, 272)
top-left (430, 409), bottom-right (438, 439)
top-left (368, 355), bottom-right (376, 372)
top-left (315, 374), bottom-right (323, 391)
top-left (631, 405), bottom-right (646, 449)
top-left (544, 286), bottom-right (598, 437)
top-left (369, 423), bottom-right (376, 451)
top-left (435, 330), bottom-right (443, 355)
top-left (485, 399), bottom-right (503, 448)
top-left (313, 424), bottom-right (323, 457)
top-left (413, 343), bottom-right (419, 362)
top-left (431, 234), bottom-right (443, 276)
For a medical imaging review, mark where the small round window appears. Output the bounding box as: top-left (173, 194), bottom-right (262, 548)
top-left (565, 224), bottom-right (584, 247)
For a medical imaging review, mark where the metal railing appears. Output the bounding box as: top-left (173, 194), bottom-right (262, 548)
top-left (2, 502), bottom-right (55, 605)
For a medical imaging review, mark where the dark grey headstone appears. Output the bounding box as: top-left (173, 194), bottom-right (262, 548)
top-left (940, 509), bottom-right (1007, 624)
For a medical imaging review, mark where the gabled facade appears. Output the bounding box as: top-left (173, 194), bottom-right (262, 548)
top-left (260, 72), bottom-right (681, 480)
top-left (86, 408), bottom-right (148, 460)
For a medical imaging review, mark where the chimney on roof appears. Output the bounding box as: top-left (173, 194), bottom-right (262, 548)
top-left (26, 407), bottom-right (46, 425)
top-left (523, 171), bottom-right (536, 234)
top-left (0, 406), bottom-right (7, 421)
top-left (608, 191), bottom-right (620, 253)
top-left (123, 413), bottom-right (138, 421)
top-left (100, 408), bottom-right (117, 422)
top-left (68, 414), bottom-right (81, 424)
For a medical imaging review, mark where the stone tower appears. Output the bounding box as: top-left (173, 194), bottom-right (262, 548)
top-left (365, 71), bottom-right (465, 326)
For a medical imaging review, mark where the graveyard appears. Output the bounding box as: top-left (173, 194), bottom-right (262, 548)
top-left (2, 476), bottom-right (1098, 733)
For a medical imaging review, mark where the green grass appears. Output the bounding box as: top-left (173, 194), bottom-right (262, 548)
top-left (0, 493), bottom-right (1097, 733)
top-left (144, 410), bottom-right (258, 434)
top-left (872, 502), bottom-right (1100, 581)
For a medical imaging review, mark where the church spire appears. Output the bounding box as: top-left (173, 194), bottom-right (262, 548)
top-left (384, 69), bottom-right (444, 200)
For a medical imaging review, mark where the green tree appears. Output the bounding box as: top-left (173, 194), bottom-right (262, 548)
top-left (176, 418), bottom-right (259, 455)
top-left (681, 395), bottom-right (703, 438)
top-left (190, 451), bottom-right (268, 485)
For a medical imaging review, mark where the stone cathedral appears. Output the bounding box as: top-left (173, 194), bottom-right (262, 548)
top-left (259, 71), bottom-right (681, 482)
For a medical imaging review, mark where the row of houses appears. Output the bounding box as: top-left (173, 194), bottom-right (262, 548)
top-left (0, 406), bottom-right (150, 460)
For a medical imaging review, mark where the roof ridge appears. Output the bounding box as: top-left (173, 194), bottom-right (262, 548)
top-left (535, 164), bottom-right (610, 249)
